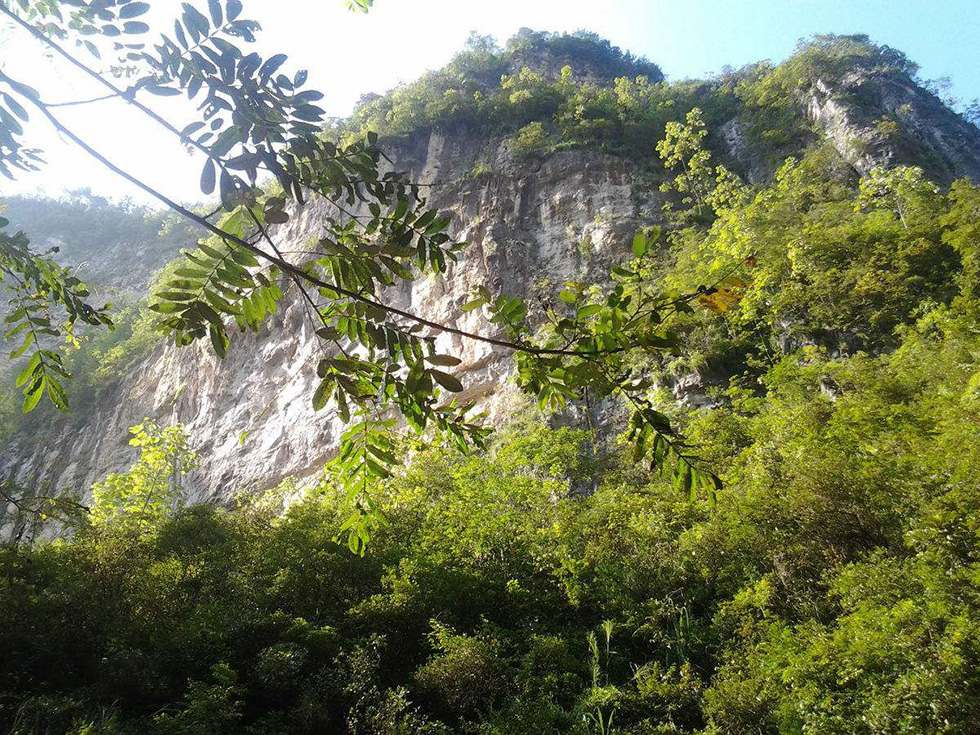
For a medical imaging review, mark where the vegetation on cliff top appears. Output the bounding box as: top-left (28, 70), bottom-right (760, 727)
top-left (335, 32), bottom-right (928, 166)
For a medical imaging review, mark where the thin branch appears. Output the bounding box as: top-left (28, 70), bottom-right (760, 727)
top-left (44, 91), bottom-right (122, 107)
top-left (0, 484), bottom-right (91, 515)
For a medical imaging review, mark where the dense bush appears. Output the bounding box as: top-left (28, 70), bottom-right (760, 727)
top-left (730, 34), bottom-right (919, 158)
top-left (658, 138), bottom-right (967, 387)
top-left (335, 31), bottom-right (732, 162)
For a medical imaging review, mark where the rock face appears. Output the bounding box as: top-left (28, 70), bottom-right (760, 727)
top-left (805, 70), bottom-right (980, 183)
top-left (0, 132), bottom-right (659, 503)
top-left (3, 67), bottom-right (978, 505)
top-left (1, 197), bottom-right (192, 296)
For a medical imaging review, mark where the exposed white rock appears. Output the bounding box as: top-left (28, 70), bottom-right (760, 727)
top-left (0, 134), bottom-right (658, 504)
top-left (5, 67), bottom-right (980, 506)
top-left (806, 72), bottom-right (980, 182)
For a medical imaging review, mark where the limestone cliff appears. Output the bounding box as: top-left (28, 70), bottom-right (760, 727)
top-left (0, 134), bottom-right (656, 502)
top-left (3, 51), bottom-right (979, 506)
top-left (804, 70), bottom-right (980, 183)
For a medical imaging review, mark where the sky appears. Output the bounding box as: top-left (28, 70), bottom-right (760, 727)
top-left (1, 0), bottom-right (978, 205)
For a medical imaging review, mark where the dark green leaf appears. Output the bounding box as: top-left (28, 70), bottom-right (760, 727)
top-left (119, 2), bottom-right (150, 18)
top-left (208, 0), bottom-right (223, 26)
top-left (425, 354), bottom-right (462, 367)
top-left (200, 159), bottom-right (216, 194)
top-left (260, 54), bottom-right (287, 79)
top-left (1, 94), bottom-right (28, 121)
top-left (209, 324), bottom-right (229, 357)
top-left (22, 380), bottom-right (44, 413)
top-left (144, 84), bottom-right (181, 96)
top-left (430, 369), bottom-right (463, 392)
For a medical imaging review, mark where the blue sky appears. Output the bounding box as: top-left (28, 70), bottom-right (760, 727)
top-left (593, 0), bottom-right (978, 99)
top-left (2, 0), bottom-right (977, 203)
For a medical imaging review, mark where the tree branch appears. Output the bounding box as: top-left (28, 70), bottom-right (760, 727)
top-left (45, 91), bottom-right (122, 107)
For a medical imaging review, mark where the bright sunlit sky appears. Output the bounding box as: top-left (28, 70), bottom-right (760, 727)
top-left (1, 0), bottom-right (978, 205)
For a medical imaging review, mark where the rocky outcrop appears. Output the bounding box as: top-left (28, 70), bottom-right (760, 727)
top-left (806, 70), bottom-right (980, 183)
top-left (4, 64), bottom-right (979, 506)
top-left (0, 133), bottom-right (660, 503)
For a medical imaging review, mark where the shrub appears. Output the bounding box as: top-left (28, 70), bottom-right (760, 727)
top-left (511, 121), bottom-right (551, 157)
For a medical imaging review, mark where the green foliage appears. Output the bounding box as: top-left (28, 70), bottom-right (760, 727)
top-left (699, 301), bottom-right (980, 734)
top-left (7, 288), bottom-right (980, 733)
top-left (732, 34), bottom-right (919, 157)
top-left (5, 14), bottom-right (980, 734)
top-left (941, 178), bottom-right (980, 296)
top-left (656, 108), bottom-right (743, 220)
top-left (414, 622), bottom-right (504, 716)
top-left (338, 33), bottom-right (928, 171)
top-left (90, 420), bottom-right (196, 532)
top-left (7, 8), bottom-right (963, 555)
top-left (0, 479), bottom-right (88, 543)
top-left (774, 33), bottom-right (918, 87)
top-left (0, 218), bottom-right (113, 413)
top-left (149, 205), bottom-right (286, 352)
top-left (0, 296), bottom-right (162, 441)
top-left (506, 28), bottom-right (664, 83)
top-left (468, 159), bottom-right (492, 179)
top-left (665, 146), bottom-right (963, 367)
top-left (336, 30), bottom-right (728, 162)
top-left (510, 120), bottom-right (551, 157)
top-left (0, 193), bottom-right (204, 438)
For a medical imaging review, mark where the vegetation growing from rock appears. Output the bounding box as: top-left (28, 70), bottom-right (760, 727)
top-left (336, 31), bottom-right (957, 170)
top-left (0, 195), bottom-right (204, 441)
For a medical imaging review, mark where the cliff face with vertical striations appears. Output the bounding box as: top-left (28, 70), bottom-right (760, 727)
top-left (805, 69), bottom-right (980, 182)
top-left (3, 36), bottom-right (980, 506)
top-left (0, 132), bottom-right (659, 502)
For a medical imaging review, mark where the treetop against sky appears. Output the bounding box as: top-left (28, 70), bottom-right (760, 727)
top-left (1, 0), bottom-right (976, 203)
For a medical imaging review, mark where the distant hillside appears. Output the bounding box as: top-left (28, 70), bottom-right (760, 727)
top-left (2, 191), bottom-right (200, 295)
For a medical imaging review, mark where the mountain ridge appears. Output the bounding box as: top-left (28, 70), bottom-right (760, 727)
top-left (2, 31), bottom-right (979, 518)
